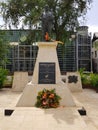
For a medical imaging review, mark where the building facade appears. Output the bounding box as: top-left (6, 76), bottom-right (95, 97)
top-left (1, 26), bottom-right (92, 74)
top-left (76, 26), bottom-right (92, 72)
top-left (92, 33), bottom-right (98, 73)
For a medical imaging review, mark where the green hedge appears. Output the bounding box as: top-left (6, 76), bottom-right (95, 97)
top-left (79, 69), bottom-right (98, 90)
top-left (0, 68), bottom-right (8, 89)
top-left (90, 74), bottom-right (98, 89)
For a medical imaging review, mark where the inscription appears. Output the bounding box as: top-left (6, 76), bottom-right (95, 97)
top-left (39, 62), bottom-right (55, 84)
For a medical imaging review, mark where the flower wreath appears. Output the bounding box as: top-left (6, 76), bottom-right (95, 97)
top-left (35, 88), bottom-right (61, 109)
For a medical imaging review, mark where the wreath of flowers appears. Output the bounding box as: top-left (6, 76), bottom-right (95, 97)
top-left (35, 88), bottom-right (61, 109)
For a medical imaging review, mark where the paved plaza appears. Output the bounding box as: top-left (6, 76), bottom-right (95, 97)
top-left (0, 88), bottom-right (98, 130)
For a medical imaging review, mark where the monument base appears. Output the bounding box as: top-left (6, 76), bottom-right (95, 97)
top-left (16, 42), bottom-right (76, 107)
top-left (16, 82), bottom-right (76, 107)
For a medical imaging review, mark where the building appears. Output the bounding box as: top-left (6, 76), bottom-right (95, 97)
top-left (92, 32), bottom-right (98, 73)
top-left (57, 26), bottom-right (92, 73)
top-left (76, 26), bottom-right (92, 72)
top-left (0, 26), bottom-right (92, 74)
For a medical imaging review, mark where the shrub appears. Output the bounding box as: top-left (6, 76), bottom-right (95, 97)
top-left (0, 68), bottom-right (8, 89)
top-left (79, 69), bottom-right (98, 90)
top-left (81, 74), bottom-right (90, 85)
top-left (79, 68), bottom-right (90, 85)
top-left (90, 74), bottom-right (98, 89)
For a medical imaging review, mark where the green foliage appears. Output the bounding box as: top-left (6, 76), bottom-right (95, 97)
top-left (79, 68), bottom-right (90, 85)
top-left (79, 68), bottom-right (85, 75)
top-left (0, 68), bottom-right (8, 89)
top-left (90, 74), bottom-right (98, 88)
top-left (0, 0), bottom-right (92, 42)
top-left (79, 69), bottom-right (98, 89)
top-left (0, 31), bottom-right (9, 88)
top-left (93, 40), bottom-right (98, 50)
top-left (0, 31), bottom-right (9, 66)
top-left (81, 74), bottom-right (90, 85)
top-left (35, 88), bottom-right (61, 109)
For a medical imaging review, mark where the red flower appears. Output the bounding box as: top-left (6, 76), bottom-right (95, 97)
top-left (42, 101), bottom-right (47, 105)
top-left (49, 93), bottom-right (54, 98)
top-left (42, 93), bottom-right (47, 99)
top-left (45, 32), bottom-right (50, 41)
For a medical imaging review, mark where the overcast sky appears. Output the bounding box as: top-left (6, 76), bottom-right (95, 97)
top-left (86, 0), bottom-right (98, 34)
top-left (0, 0), bottom-right (98, 35)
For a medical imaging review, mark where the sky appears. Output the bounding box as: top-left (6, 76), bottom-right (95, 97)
top-left (0, 0), bottom-right (98, 35)
top-left (86, 0), bottom-right (98, 34)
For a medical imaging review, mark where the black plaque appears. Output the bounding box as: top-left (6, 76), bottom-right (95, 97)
top-left (68, 75), bottom-right (78, 83)
top-left (39, 62), bottom-right (55, 84)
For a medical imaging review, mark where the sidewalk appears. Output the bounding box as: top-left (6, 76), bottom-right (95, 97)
top-left (73, 88), bottom-right (98, 130)
top-left (0, 88), bottom-right (98, 130)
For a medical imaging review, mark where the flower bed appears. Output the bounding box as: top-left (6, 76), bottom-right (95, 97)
top-left (35, 88), bottom-right (61, 109)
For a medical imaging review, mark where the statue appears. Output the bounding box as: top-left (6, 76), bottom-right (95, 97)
top-left (40, 5), bottom-right (54, 41)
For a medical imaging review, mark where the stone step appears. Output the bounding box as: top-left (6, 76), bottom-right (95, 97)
top-left (0, 107), bottom-right (91, 130)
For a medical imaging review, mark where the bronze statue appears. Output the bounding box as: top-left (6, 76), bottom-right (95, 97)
top-left (40, 5), bottom-right (54, 41)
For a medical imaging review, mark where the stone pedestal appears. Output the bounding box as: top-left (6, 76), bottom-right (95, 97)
top-left (66, 72), bottom-right (83, 92)
top-left (12, 72), bottom-right (28, 92)
top-left (16, 42), bottom-right (75, 107)
top-left (61, 72), bottom-right (83, 92)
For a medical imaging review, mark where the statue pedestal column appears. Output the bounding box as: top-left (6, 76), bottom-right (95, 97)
top-left (32, 42), bottom-right (61, 84)
top-left (16, 42), bottom-right (76, 107)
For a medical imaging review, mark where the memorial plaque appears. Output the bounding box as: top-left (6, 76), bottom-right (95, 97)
top-left (39, 62), bottom-right (55, 84)
top-left (68, 75), bottom-right (78, 83)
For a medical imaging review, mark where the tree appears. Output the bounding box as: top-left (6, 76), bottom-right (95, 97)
top-left (0, 0), bottom-right (92, 42)
top-left (0, 31), bottom-right (9, 67)
top-left (0, 31), bottom-right (9, 88)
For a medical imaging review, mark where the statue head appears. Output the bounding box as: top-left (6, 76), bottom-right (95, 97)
top-left (44, 5), bottom-right (49, 11)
